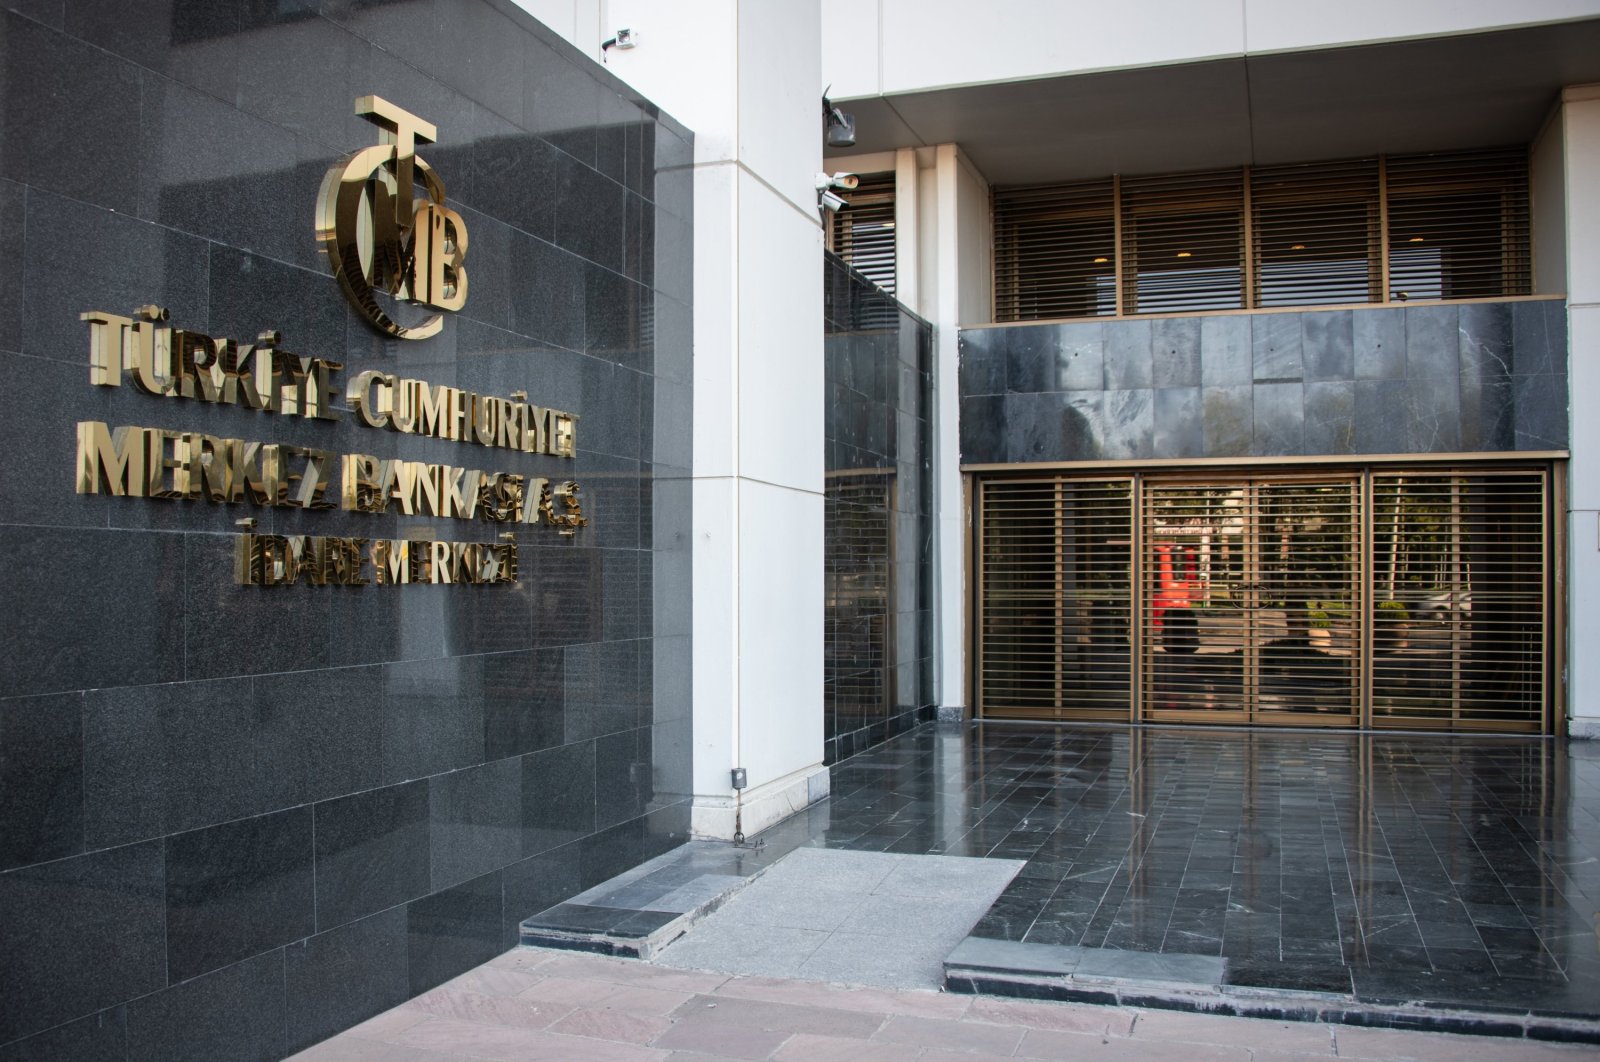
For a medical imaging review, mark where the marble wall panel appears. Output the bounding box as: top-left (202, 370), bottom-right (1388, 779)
top-left (0, 1), bottom-right (693, 1054)
top-left (960, 300), bottom-right (1567, 465)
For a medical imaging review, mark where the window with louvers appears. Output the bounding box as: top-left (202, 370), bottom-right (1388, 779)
top-left (993, 147), bottom-right (1530, 322)
top-left (829, 173), bottom-right (897, 295)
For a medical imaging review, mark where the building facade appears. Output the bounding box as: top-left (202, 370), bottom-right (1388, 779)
top-left (0, 0), bottom-right (1596, 1057)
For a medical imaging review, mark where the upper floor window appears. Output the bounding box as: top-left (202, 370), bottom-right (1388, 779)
top-left (828, 173), bottom-right (897, 295)
top-left (993, 147), bottom-right (1530, 323)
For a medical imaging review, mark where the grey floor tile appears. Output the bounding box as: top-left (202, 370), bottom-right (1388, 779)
top-left (654, 922), bottom-right (828, 979)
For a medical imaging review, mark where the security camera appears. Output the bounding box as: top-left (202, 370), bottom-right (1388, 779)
top-left (822, 88), bottom-right (857, 148)
top-left (818, 189), bottom-right (847, 213)
top-left (815, 172), bottom-right (860, 192)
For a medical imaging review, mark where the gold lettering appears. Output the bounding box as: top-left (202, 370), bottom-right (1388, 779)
top-left (75, 422), bottom-right (154, 496)
top-left (83, 312), bottom-right (134, 386)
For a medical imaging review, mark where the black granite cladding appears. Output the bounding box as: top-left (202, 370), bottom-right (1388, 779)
top-left (822, 254), bottom-right (936, 765)
top-left (0, 0), bottom-right (692, 1056)
top-left (959, 302), bottom-right (1569, 464)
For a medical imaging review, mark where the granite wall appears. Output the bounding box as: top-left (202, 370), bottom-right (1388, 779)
top-left (959, 301), bottom-right (1568, 464)
top-left (823, 253), bottom-right (936, 765)
top-left (0, 0), bottom-right (692, 1057)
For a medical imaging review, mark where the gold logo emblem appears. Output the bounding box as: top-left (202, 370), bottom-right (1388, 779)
top-left (317, 96), bottom-right (468, 340)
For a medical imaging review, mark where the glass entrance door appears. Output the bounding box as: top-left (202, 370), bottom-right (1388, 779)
top-left (1140, 477), bottom-right (1361, 725)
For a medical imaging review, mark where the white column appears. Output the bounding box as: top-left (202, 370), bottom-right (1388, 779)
top-left (1563, 85), bottom-right (1600, 738)
top-left (593, 0), bottom-right (829, 832)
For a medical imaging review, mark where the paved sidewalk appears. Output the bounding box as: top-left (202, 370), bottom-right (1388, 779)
top-left (292, 947), bottom-right (1595, 1061)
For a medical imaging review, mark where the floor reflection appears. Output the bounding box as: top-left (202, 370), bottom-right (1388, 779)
top-left (804, 722), bottom-right (1600, 1014)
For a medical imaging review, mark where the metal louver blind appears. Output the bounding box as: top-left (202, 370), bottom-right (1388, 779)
top-left (1385, 147), bottom-right (1531, 302)
top-left (978, 478), bottom-right (1132, 719)
top-left (830, 173), bottom-right (897, 295)
top-left (1252, 157), bottom-right (1381, 307)
top-left (1140, 479), bottom-right (1361, 719)
top-left (992, 179), bottom-right (1116, 322)
top-left (825, 475), bottom-right (893, 736)
top-left (992, 147), bottom-right (1532, 322)
top-left (1121, 169), bottom-right (1245, 314)
top-left (1370, 470), bottom-right (1547, 729)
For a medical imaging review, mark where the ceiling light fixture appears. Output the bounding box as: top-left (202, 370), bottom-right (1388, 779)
top-left (1175, 251), bottom-right (1192, 259)
top-left (1408, 236), bottom-right (1426, 243)
top-left (1290, 244), bottom-right (1307, 251)
top-left (1093, 256), bottom-right (1109, 264)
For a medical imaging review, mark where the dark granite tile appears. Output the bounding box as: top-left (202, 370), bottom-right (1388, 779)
top-left (1252, 382), bottom-right (1304, 456)
top-left (1226, 961), bottom-right (1353, 994)
top-left (1397, 375), bottom-right (1461, 452)
top-left (137, 74), bottom-right (311, 271)
top-left (484, 648), bottom-right (566, 761)
top-left (578, 817), bottom-right (645, 889)
top-left (1512, 299), bottom-right (1566, 376)
top-left (524, 740), bottom-right (597, 857)
top-left (1200, 314), bottom-right (1251, 386)
top-left (596, 728), bottom-right (651, 829)
top-left (0, 1006), bottom-right (126, 1062)
top-left (564, 639), bottom-right (640, 742)
top-left (2, 13), bottom-right (142, 213)
top-left (1005, 391), bottom-right (1102, 462)
top-left (1043, 323), bottom-right (1107, 393)
top-left (378, 655), bottom-right (487, 786)
top-left (165, 807), bottom-right (315, 983)
top-left (1103, 319), bottom-right (1153, 390)
top-left (509, 233), bottom-right (587, 352)
top-left (313, 779), bottom-right (430, 931)
top-left (960, 394), bottom-right (1006, 465)
top-left (1101, 389), bottom-right (1155, 459)
top-left (1304, 381), bottom-right (1355, 454)
top-left (1202, 386), bottom-right (1252, 457)
top-left (1302, 309), bottom-right (1354, 381)
top-left (471, 128), bottom-right (559, 242)
top-left (0, 527), bottom-right (185, 699)
top-left (1353, 379), bottom-right (1409, 454)
top-left (1514, 373), bottom-right (1569, 450)
top-left (1353, 308), bottom-right (1405, 380)
top-left (1252, 312), bottom-right (1304, 382)
top-left (126, 952), bottom-right (283, 1062)
top-left (958, 329), bottom-right (1006, 397)
top-left (85, 678), bottom-right (267, 849)
top-left (553, 154), bottom-right (624, 274)
top-left (1458, 302), bottom-right (1514, 379)
top-left (407, 870), bottom-right (504, 996)
top-left (253, 666), bottom-right (383, 808)
top-left (1152, 317), bottom-right (1202, 388)
top-left (22, 189), bottom-right (212, 365)
top-left (0, 691), bottom-right (82, 871)
top-left (0, 840), bottom-right (165, 1044)
top-left (284, 907), bottom-right (410, 1055)
top-left (0, 180), bottom-right (22, 354)
top-left (454, 207), bottom-right (513, 332)
top-left (430, 757), bottom-right (522, 891)
top-left (1404, 304), bottom-right (1460, 382)
top-left (181, 534), bottom-right (332, 681)
top-left (586, 262), bottom-right (650, 372)
top-left (1458, 374), bottom-right (1514, 451)
top-left (504, 846), bottom-right (584, 947)
top-left (1004, 326), bottom-right (1054, 394)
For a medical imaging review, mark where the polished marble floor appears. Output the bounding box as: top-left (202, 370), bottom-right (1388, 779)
top-left (802, 722), bottom-right (1600, 1019)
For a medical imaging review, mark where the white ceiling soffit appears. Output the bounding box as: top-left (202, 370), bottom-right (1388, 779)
top-left (825, 19), bottom-right (1600, 184)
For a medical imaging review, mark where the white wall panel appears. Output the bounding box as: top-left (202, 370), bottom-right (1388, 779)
top-left (737, 171), bottom-right (825, 494)
top-left (738, 0), bottom-right (826, 212)
top-left (1245, 0), bottom-right (1600, 54)
top-left (737, 480), bottom-right (826, 782)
